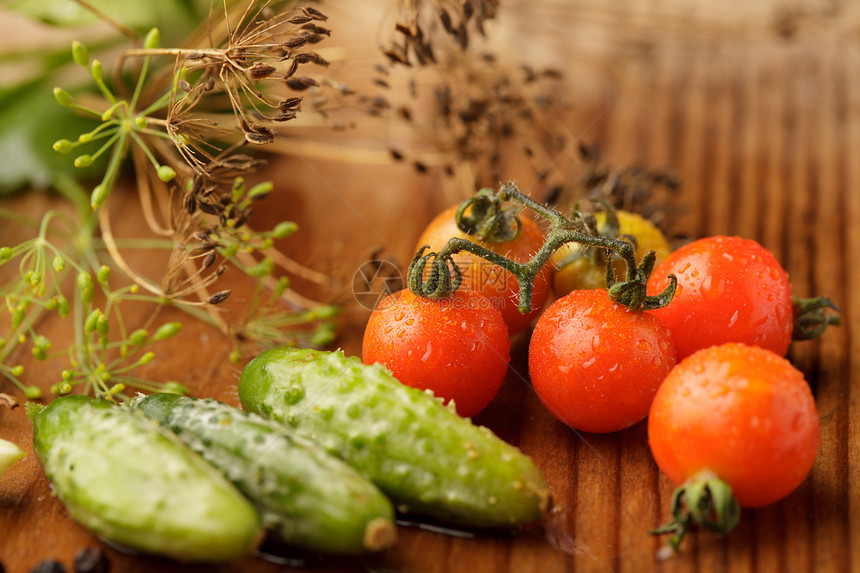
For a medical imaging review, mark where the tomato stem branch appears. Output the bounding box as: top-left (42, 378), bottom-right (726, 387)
top-left (407, 182), bottom-right (677, 312)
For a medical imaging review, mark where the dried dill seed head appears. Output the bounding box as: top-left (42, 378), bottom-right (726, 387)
top-left (378, 46), bottom-right (569, 191)
top-left (550, 142), bottom-right (684, 237)
top-left (160, 3), bottom-right (342, 164)
top-left (367, 0), bottom-right (575, 193)
top-left (382, 0), bottom-right (500, 67)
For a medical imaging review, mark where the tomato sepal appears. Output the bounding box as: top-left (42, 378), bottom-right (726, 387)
top-left (454, 188), bottom-right (523, 242)
top-left (651, 471), bottom-right (740, 553)
top-left (606, 248), bottom-right (677, 311)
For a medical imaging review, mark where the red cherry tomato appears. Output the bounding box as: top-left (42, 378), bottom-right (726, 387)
top-left (528, 289), bottom-right (676, 433)
top-left (415, 205), bottom-right (553, 335)
top-left (647, 235), bottom-right (793, 360)
top-left (648, 343), bottom-right (819, 507)
top-left (362, 288), bottom-right (510, 417)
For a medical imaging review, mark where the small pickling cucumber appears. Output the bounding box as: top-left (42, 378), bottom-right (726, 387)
top-left (29, 395), bottom-right (261, 562)
top-left (238, 347), bottom-right (549, 528)
top-left (132, 393), bottom-right (397, 554)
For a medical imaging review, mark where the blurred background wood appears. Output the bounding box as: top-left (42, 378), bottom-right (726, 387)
top-left (1, 0), bottom-right (858, 571)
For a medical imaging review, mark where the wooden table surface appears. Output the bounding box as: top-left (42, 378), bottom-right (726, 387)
top-left (1, 1), bottom-right (858, 572)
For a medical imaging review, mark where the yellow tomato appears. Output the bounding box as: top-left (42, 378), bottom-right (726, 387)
top-left (552, 210), bottom-right (673, 297)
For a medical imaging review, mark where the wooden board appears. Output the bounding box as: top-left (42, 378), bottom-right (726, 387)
top-left (1, 1), bottom-right (858, 571)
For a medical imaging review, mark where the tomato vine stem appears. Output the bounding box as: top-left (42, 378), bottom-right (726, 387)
top-left (792, 296), bottom-right (842, 340)
top-left (407, 182), bottom-right (677, 312)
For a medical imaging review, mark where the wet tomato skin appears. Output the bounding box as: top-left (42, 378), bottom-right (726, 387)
top-left (528, 289), bottom-right (677, 434)
top-left (362, 288), bottom-right (510, 418)
top-left (648, 343), bottom-right (819, 508)
top-left (415, 205), bottom-right (553, 335)
top-left (647, 235), bottom-right (793, 360)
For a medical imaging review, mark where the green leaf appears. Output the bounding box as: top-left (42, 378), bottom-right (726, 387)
top-left (0, 78), bottom-right (101, 195)
top-left (7, 0), bottom-right (209, 46)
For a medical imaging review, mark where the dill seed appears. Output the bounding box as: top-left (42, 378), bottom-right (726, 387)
top-left (303, 6), bottom-right (328, 21)
top-left (247, 63), bottom-right (277, 80)
top-left (201, 251), bottom-right (217, 269)
top-left (278, 96), bottom-right (303, 110)
top-left (287, 14), bottom-right (313, 25)
top-left (198, 201), bottom-right (220, 215)
top-left (395, 23), bottom-right (414, 37)
top-left (184, 192), bottom-right (197, 214)
top-left (283, 59), bottom-right (299, 78)
top-left (383, 50), bottom-right (409, 66)
top-left (286, 76), bottom-right (319, 91)
top-left (273, 111), bottom-right (298, 122)
top-left (463, 0), bottom-right (475, 19)
top-left (282, 36), bottom-right (309, 49)
top-left (300, 23), bottom-right (331, 36)
top-left (439, 9), bottom-right (454, 33)
top-left (208, 290), bottom-right (231, 305)
top-left (293, 52), bottom-right (328, 66)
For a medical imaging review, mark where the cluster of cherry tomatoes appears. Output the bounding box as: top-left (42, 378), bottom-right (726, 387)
top-left (361, 199), bottom-right (826, 547)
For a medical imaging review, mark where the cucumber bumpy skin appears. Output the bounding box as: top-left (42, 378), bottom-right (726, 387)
top-left (238, 347), bottom-right (549, 528)
top-left (29, 395), bottom-right (262, 562)
top-left (132, 393), bottom-right (397, 554)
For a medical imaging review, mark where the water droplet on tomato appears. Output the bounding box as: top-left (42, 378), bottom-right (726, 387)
top-left (394, 312), bottom-right (405, 321)
top-left (710, 385), bottom-right (728, 398)
top-left (727, 310), bottom-right (739, 328)
top-left (693, 364), bottom-right (705, 374)
top-left (592, 335), bottom-right (601, 350)
top-left (405, 318), bottom-right (414, 326)
top-left (582, 357), bottom-right (597, 369)
top-left (420, 340), bottom-right (433, 362)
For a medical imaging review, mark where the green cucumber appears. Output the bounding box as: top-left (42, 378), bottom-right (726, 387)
top-left (238, 347), bottom-right (549, 528)
top-left (29, 395), bottom-right (261, 562)
top-left (132, 393), bottom-right (397, 554)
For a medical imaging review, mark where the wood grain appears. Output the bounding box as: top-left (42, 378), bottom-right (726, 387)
top-left (1, 1), bottom-right (858, 572)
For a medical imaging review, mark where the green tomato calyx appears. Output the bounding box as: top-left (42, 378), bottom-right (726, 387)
top-left (651, 472), bottom-right (740, 554)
